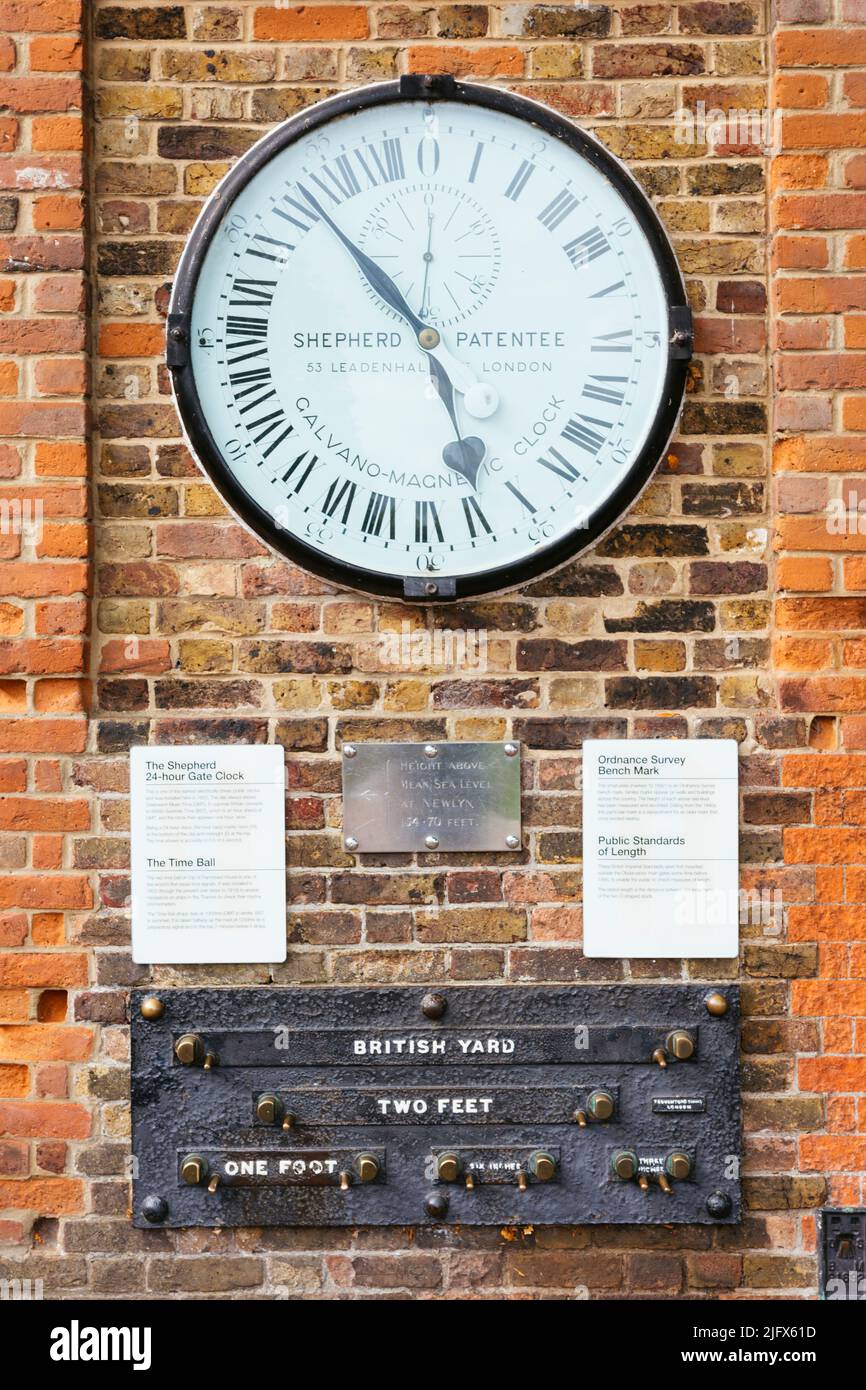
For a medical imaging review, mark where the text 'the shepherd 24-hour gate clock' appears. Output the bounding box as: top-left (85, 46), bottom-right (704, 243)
top-left (168, 75), bottom-right (692, 601)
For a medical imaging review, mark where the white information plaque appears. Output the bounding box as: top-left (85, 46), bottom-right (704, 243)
top-left (583, 739), bottom-right (739, 959)
top-left (131, 745), bottom-right (286, 964)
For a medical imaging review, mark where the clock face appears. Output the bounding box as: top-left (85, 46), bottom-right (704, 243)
top-left (170, 82), bottom-right (690, 600)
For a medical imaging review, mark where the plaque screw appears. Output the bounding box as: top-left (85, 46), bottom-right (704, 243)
top-left (344, 835), bottom-right (359, 851)
top-left (424, 745), bottom-right (438, 758)
top-left (425, 1191), bottom-right (449, 1219)
top-left (343, 743), bottom-right (357, 758)
top-left (139, 996), bottom-right (164, 1020)
top-left (505, 834), bottom-right (520, 849)
top-left (704, 990), bottom-right (729, 1017)
top-left (706, 1190), bottom-right (732, 1219)
top-left (141, 1195), bottom-right (168, 1224)
top-left (504, 742), bottom-right (519, 757)
top-left (424, 834), bottom-right (439, 849)
top-left (421, 991), bottom-right (446, 1020)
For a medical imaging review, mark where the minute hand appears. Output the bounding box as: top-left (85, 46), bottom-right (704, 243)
top-left (302, 187), bottom-right (426, 335)
top-left (302, 188), bottom-right (477, 392)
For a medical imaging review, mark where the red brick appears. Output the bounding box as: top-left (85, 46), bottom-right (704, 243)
top-left (252, 6), bottom-right (368, 41)
top-left (0, 1176), bottom-right (83, 1214)
top-left (0, 1099), bottom-right (90, 1138)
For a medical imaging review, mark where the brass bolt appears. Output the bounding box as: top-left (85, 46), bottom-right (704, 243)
top-left (658, 1174), bottom-right (673, 1196)
top-left (207, 1174), bottom-right (220, 1194)
top-left (705, 990), bottom-right (729, 1017)
top-left (666, 1029), bottom-right (695, 1061)
top-left (355, 1153), bottom-right (380, 1184)
top-left (665, 1152), bottom-right (692, 1181)
top-left (339, 1171), bottom-right (351, 1192)
top-left (139, 996), bottom-right (164, 1020)
top-left (256, 1093), bottom-right (280, 1125)
top-left (436, 1152), bottom-right (461, 1183)
top-left (202, 1051), bottom-right (218, 1071)
top-left (637, 1174), bottom-right (650, 1194)
top-left (652, 1047), bottom-right (668, 1069)
top-left (612, 1149), bottom-right (638, 1182)
top-left (573, 1109), bottom-right (588, 1128)
top-left (587, 1088), bottom-right (615, 1122)
top-left (180, 1155), bottom-right (206, 1186)
top-left (282, 1112), bottom-right (296, 1131)
top-left (517, 1170), bottom-right (528, 1193)
top-left (174, 1033), bottom-right (204, 1066)
top-left (529, 1151), bottom-right (556, 1183)
top-left (465, 1173), bottom-right (475, 1192)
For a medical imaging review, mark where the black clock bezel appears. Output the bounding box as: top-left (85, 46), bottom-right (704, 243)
top-left (168, 77), bottom-right (692, 603)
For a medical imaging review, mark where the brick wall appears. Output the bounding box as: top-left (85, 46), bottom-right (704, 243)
top-left (0, 0), bottom-right (860, 1299)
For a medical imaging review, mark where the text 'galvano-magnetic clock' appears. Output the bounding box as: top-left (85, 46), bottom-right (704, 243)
top-left (168, 75), bottom-right (692, 602)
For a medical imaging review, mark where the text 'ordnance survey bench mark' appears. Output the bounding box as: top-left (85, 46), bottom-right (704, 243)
top-left (130, 745), bottom-right (286, 964)
top-left (582, 739), bottom-right (739, 959)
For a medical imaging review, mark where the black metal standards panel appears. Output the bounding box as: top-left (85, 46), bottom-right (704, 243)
top-left (130, 985), bottom-right (740, 1228)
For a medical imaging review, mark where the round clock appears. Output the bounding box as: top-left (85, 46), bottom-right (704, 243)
top-left (168, 76), bottom-right (692, 601)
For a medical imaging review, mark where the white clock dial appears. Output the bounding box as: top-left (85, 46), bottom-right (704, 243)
top-left (171, 85), bottom-right (690, 600)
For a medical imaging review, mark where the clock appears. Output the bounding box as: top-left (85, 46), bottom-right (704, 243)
top-left (168, 75), bottom-right (692, 602)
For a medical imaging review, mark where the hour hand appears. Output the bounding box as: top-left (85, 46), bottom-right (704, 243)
top-left (427, 354), bottom-right (485, 489)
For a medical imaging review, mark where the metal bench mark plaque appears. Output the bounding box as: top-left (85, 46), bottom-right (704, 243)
top-left (341, 740), bottom-right (521, 852)
top-left (130, 985), bottom-right (740, 1228)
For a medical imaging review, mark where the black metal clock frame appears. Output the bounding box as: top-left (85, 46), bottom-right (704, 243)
top-left (167, 74), bottom-right (693, 602)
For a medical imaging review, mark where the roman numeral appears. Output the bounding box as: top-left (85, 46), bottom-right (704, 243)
top-left (538, 189), bottom-right (579, 231)
top-left (591, 280), bottom-right (625, 298)
top-left (354, 137), bottom-right (405, 188)
top-left (564, 227), bottom-right (611, 268)
top-left (281, 448), bottom-right (317, 490)
top-left (591, 329), bottom-right (633, 354)
top-left (505, 480), bottom-right (537, 513)
top-left (562, 414), bottom-right (610, 456)
top-left (322, 477), bottom-right (356, 524)
top-left (361, 491), bottom-right (396, 539)
top-left (462, 495), bottom-right (492, 539)
top-left (228, 365), bottom-right (272, 400)
top-left (307, 154), bottom-right (362, 207)
top-left (259, 419), bottom-right (293, 459)
top-left (249, 233), bottom-right (294, 263)
top-left (414, 499), bottom-right (444, 544)
top-left (582, 375), bottom-right (627, 407)
top-left (504, 160), bottom-right (534, 201)
top-left (539, 447), bottom-right (585, 485)
top-left (240, 405), bottom-right (285, 448)
top-left (274, 191), bottom-right (318, 233)
top-left (226, 314), bottom-right (268, 343)
top-left (229, 278), bottom-right (276, 307)
top-left (225, 315), bottom-right (269, 362)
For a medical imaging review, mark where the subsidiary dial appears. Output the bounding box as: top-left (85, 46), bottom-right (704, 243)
top-left (358, 184), bottom-right (501, 326)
